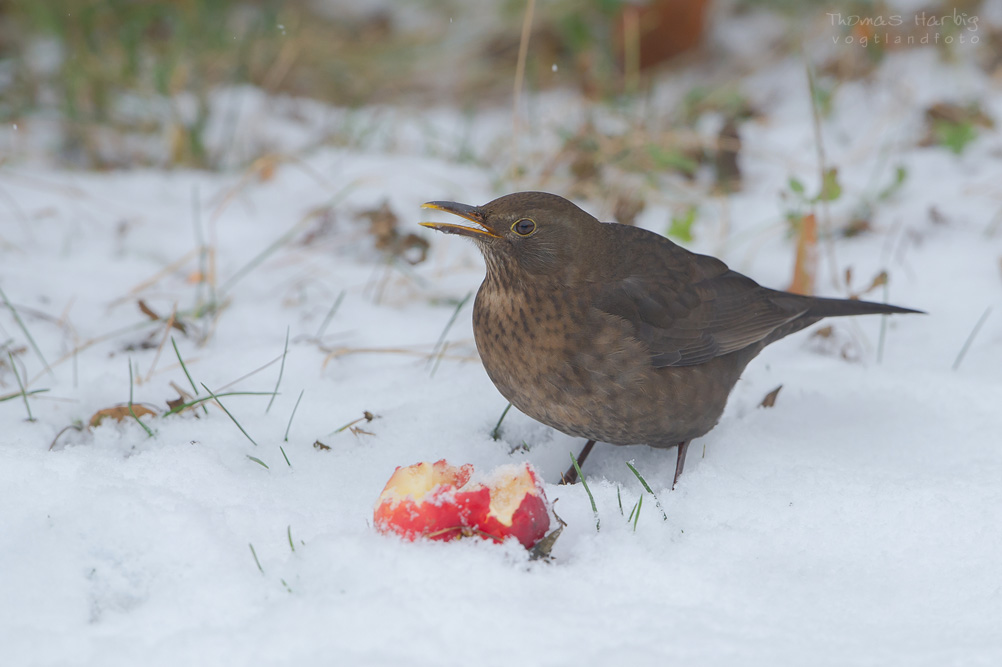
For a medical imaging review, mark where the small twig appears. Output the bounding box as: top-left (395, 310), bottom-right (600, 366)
top-left (332, 411), bottom-right (375, 435)
top-left (192, 185), bottom-right (214, 308)
top-left (114, 248), bottom-right (199, 306)
top-left (266, 327), bottom-right (290, 413)
top-left (952, 307), bottom-right (992, 371)
top-left (28, 318), bottom-right (163, 386)
top-left (144, 302), bottom-right (180, 382)
top-left (218, 211), bottom-right (319, 298)
top-left (323, 345), bottom-right (477, 365)
top-left (622, 7), bottom-right (640, 95)
top-left (510, 0), bottom-right (537, 177)
top-left (804, 60), bottom-right (842, 292)
top-left (201, 382), bottom-right (259, 446)
top-left (284, 389), bottom-right (304, 442)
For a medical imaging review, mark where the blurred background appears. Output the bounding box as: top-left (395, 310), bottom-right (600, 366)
top-left (1, 0), bottom-right (999, 304)
top-left (1, 0), bottom-right (995, 168)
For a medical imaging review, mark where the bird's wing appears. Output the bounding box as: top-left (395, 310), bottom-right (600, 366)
top-left (593, 265), bottom-right (809, 368)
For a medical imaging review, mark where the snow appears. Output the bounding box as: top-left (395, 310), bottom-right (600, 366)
top-left (2, 33), bottom-right (1002, 667)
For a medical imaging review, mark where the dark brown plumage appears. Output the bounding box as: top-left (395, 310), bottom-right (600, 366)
top-left (421, 192), bottom-right (921, 486)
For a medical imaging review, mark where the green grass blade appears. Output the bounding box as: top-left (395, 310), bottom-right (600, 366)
top-left (266, 326), bottom-right (289, 413)
top-left (427, 290), bottom-right (472, 370)
top-left (284, 389), bottom-right (304, 442)
top-left (0, 286), bottom-right (52, 377)
top-left (952, 306), bottom-right (992, 371)
top-left (7, 352), bottom-right (34, 421)
top-left (163, 391), bottom-right (277, 417)
top-left (570, 451), bottom-right (600, 532)
top-left (247, 455), bottom-right (269, 469)
top-left (171, 336), bottom-right (208, 414)
top-left (877, 283), bottom-right (889, 364)
top-left (315, 290), bottom-right (346, 338)
top-left (128, 358), bottom-right (155, 437)
top-left (201, 382), bottom-right (259, 446)
top-left (491, 402), bottom-right (512, 441)
top-left (626, 461), bottom-right (667, 521)
top-left (0, 388), bottom-right (48, 403)
top-left (279, 445), bottom-right (291, 467)
top-left (249, 543), bottom-right (264, 573)
top-left (217, 182), bottom-right (361, 299)
top-left (287, 525), bottom-right (296, 553)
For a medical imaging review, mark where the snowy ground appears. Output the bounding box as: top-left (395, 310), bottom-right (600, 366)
top-left (2, 23), bottom-right (1002, 667)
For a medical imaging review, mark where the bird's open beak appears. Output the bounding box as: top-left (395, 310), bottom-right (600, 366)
top-left (420, 201), bottom-right (500, 239)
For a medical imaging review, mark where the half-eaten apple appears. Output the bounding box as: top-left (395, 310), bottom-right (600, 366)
top-left (374, 460), bottom-right (550, 548)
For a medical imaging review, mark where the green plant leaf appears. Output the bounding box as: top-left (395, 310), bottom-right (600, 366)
top-left (815, 167), bottom-right (842, 202)
top-left (667, 206), bottom-right (697, 243)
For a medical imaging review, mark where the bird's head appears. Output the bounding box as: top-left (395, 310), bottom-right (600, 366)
top-left (420, 191), bottom-right (599, 280)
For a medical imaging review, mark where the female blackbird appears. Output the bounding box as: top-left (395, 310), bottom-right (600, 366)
top-left (421, 192), bottom-right (920, 487)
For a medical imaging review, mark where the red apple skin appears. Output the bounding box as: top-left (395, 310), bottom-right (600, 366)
top-left (476, 491), bottom-right (550, 549)
top-left (474, 465), bottom-right (550, 548)
top-left (373, 460), bottom-right (489, 542)
top-left (374, 486), bottom-right (490, 542)
top-left (374, 460), bottom-right (550, 548)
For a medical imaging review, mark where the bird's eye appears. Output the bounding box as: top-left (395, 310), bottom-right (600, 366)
top-left (512, 218), bottom-right (536, 236)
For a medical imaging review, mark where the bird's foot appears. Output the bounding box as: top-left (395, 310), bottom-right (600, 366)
top-left (671, 440), bottom-right (690, 490)
top-left (559, 440), bottom-right (596, 485)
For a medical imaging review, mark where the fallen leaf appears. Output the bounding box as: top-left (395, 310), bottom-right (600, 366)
top-left (529, 506), bottom-right (567, 561)
top-left (137, 300), bottom-right (187, 334)
top-left (89, 404), bottom-right (158, 428)
top-left (759, 385), bottom-right (783, 408)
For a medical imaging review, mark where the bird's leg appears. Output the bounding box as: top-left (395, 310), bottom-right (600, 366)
top-left (672, 440), bottom-right (691, 490)
top-left (560, 440), bottom-right (596, 485)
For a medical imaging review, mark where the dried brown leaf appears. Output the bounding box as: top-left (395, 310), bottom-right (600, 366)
top-left (529, 506), bottom-right (567, 561)
top-left (136, 300), bottom-right (186, 334)
top-left (759, 385), bottom-right (783, 409)
top-left (613, 192), bottom-right (645, 226)
top-left (89, 404), bottom-right (157, 428)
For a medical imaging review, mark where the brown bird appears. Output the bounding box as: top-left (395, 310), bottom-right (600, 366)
top-left (421, 192), bottom-right (920, 487)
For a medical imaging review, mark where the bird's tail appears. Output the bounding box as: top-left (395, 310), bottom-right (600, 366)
top-left (804, 296), bottom-right (924, 318)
